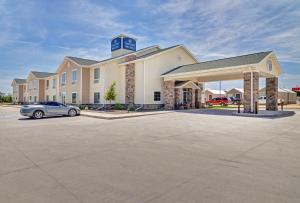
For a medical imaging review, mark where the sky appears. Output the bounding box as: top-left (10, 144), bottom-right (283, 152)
top-left (0, 0), bottom-right (300, 93)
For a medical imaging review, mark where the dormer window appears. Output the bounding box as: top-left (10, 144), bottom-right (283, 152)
top-left (267, 60), bottom-right (272, 71)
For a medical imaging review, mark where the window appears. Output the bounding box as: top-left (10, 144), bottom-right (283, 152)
top-left (183, 90), bottom-right (188, 103)
top-left (154, 91), bottom-right (161, 101)
top-left (29, 96), bottom-right (32, 101)
top-left (53, 95), bottom-right (56, 101)
top-left (267, 60), bottom-right (272, 71)
top-left (33, 80), bottom-right (37, 90)
top-left (72, 92), bottom-right (77, 104)
top-left (46, 80), bottom-right (49, 89)
top-left (34, 96), bottom-right (37, 102)
top-left (46, 102), bottom-right (60, 106)
top-left (46, 95), bottom-right (49, 101)
top-left (52, 78), bottom-right (56, 89)
top-left (94, 92), bottom-right (100, 104)
top-left (61, 72), bottom-right (66, 85)
top-left (235, 93), bottom-right (241, 99)
top-left (94, 68), bottom-right (100, 83)
top-left (29, 82), bottom-right (33, 90)
top-left (72, 69), bottom-right (77, 83)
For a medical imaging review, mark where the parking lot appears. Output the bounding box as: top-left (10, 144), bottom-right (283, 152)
top-left (0, 106), bottom-right (300, 203)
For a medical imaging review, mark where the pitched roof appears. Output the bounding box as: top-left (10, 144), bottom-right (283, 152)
top-left (205, 89), bottom-right (226, 95)
top-left (66, 45), bottom-right (161, 66)
top-left (163, 51), bottom-right (272, 76)
top-left (136, 45), bottom-right (180, 60)
top-left (228, 88), bottom-right (244, 93)
top-left (14, 78), bottom-right (27, 84)
top-left (31, 71), bottom-right (56, 78)
top-left (66, 56), bottom-right (100, 66)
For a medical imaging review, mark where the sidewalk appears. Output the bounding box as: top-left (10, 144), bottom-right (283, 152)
top-left (80, 110), bottom-right (172, 120)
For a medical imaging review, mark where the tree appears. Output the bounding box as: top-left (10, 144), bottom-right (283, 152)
top-left (104, 82), bottom-right (117, 105)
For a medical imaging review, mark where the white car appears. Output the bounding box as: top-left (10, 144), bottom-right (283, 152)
top-left (259, 96), bottom-right (282, 104)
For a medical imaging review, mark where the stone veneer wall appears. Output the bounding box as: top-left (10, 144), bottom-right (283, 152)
top-left (125, 55), bottom-right (136, 107)
top-left (243, 72), bottom-right (259, 113)
top-left (163, 81), bottom-right (175, 110)
top-left (175, 88), bottom-right (182, 104)
top-left (266, 77), bottom-right (278, 111)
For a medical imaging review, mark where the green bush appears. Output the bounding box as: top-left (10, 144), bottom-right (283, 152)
top-left (114, 103), bottom-right (123, 110)
top-left (127, 106), bottom-right (135, 112)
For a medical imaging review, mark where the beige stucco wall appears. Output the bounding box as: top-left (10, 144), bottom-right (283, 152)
top-left (57, 60), bottom-right (82, 104)
top-left (82, 68), bottom-right (90, 104)
top-left (89, 61), bottom-right (125, 104)
top-left (226, 89), bottom-right (243, 99)
top-left (44, 75), bottom-right (58, 101)
top-left (27, 73), bottom-right (40, 102)
top-left (11, 81), bottom-right (18, 103)
top-left (143, 47), bottom-right (197, 104)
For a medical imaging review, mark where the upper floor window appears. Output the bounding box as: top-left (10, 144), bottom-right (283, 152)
top-left (29, 82), bottom-right (33, 90)
top-left (46, 80), bottom-right (49, 89)
top-left (94, 68), bottom-right (100, 83)
top-left (72, 69), bottom-right (77, 83)
top-left (61, 72), bottom-right (66, 85)
top-left (267, 60), bottom-right (272, 71)
top-left (33, 80), bottom-right (38, 90)
top-left (52, 78), bottom-right (56, 89)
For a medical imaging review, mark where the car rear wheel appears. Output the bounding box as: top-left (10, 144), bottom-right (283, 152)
top-left (33, 110), bottom-right (44, 119)
top-left (68, 109), bottom-right (77, 117)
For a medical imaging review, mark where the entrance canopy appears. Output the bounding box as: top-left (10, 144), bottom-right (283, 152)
top-left (161, 51), bottom-right (283, 113)
top-left (162, 51), bottom-right (282, 82)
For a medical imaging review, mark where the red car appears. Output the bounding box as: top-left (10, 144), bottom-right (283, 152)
top-left (206, 97), bottom-right (230, 106)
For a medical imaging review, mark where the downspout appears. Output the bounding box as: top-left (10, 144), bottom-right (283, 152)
top-left (247, 67), bottom-right (254, 113)
top-left (142, 60), bottom-right (146, 109)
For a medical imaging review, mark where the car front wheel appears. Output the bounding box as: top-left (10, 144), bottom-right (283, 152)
top-left (68, 109), bottom-right (77, 117)
top-left (33, 110), bottom-right (44, 119)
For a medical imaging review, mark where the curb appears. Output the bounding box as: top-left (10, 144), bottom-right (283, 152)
top-left (80, 111), bottom-right (172, 120)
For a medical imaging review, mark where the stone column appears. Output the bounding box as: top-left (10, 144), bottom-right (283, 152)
top-left (125, 55), bottom-right (136, 107)
top-left (191, 89), bottom-right (196, 108)
top-left (163, 81), bottom-right (175, 110)
top-left (243, 72), bottom-right (259, 113)
top-left (266, 77), bottom-right (278, 111)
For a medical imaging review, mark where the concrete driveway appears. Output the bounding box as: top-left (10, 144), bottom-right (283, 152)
top-left (0, 106), bottom-right (300, 203)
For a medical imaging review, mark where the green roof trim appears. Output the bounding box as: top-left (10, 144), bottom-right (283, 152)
top-left (66, 56), bottom-right (100, 66)
top-left (31, 71), bottom-right (56, 78)
top-left (162, 51), bottom-right (272, 76)
top-left (14, 78), bottom-right (27, 84)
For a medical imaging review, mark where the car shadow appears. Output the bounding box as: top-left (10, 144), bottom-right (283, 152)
top-left (18, 115), bottom-right (68, 121)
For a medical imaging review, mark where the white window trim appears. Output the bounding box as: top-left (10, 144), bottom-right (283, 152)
top-left (71, 92), bottom-right (77, 103)
top-left (94, 92), bottom-right (100, 104)
top-left (153, 91), bottom-right (161, 102)
top-left (61, 72), bottom-right (66, 85)
top-left (72, 69), bottom-right (77, 84)
top-left (94, 68), bottom-right (100, 83)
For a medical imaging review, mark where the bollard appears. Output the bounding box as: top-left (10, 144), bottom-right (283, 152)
top-left (255, 101), bottom-right (258, 114)
top-left (237, 102), bottom-right (240, 113)
top-left (281, 101), bottom-right (284, 111)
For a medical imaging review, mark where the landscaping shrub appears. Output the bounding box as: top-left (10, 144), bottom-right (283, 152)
top-left (114, 103), bottom-right (123, 110)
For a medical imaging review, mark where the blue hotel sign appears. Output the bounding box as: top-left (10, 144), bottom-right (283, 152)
top-left (123, 37), bottom-right (136, 51)
top-left (111, 37), bottom-right (121, 51)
